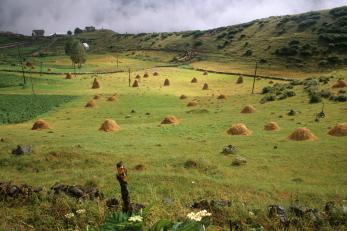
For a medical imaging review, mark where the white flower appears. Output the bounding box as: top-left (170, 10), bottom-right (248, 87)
top-left (187, 210), bottom-right (212, 221)
top-left (128, 215), bottom-right (143, 222)
top-left (65, 213), bottom-right (75, 219)
top-left (249, 211), bottom-right (255, 216)
top-left (76, 209), bottom-right (86, 214)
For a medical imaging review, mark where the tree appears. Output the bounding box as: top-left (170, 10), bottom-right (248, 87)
top-left (74, 27), bottom-right (83, 34)
top-left (67, 30), bottom-right (72, 36)
top-left (64, 38), bottom-right (77, 56)
top-left (70, 41), bottom-right (86, 68)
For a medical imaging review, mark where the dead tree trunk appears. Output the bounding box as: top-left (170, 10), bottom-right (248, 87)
top-left (116, 161), bottom-right (131, 213)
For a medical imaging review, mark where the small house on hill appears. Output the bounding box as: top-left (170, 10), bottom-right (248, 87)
top-left (32, 30), bottom-right (44, 37)
top-left (85, 26), bottom-right (96, 32)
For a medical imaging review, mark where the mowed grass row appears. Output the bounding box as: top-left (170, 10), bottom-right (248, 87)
top-left (0, 65), bottom-right (346, 216)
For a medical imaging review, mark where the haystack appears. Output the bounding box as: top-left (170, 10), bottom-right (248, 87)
top-left (236, 76), bottom-right (243, 84)
top-left (217, 94), bottom-right (227, 99)
top-left (264, 122), bottom-right (280, 131)
top-left (143, 73), bottom-right (149, 78)
top-left (107, 95), bottom-right (117, 101)
top-left (203, 71), bottom-right (208, 76)
top-left (161, 116), bottom-right (179, 125)
top-left (187, 101), bottom-right (198, 107)
top-left (241, 105), bottom-right (256, 113)
top-left (202, 83), bottom-right (209, 90)
top-left (92, 78), bottom-right (100, 89)
top-left (99, 119), bottom-right (120, 132)
top-left (85, 100), bottom-right (96, 108)
top-left (164, 79), bottom-right (170, 86)
top-left (332, 79), bottom-right (346, 88)
top-left (191, 77), bottom-right (198, 83)
top-left (328, 123), bottom-right (347, 137)
top-left (47, 68), bottom-right (52, 72)
top-left (132, 80), bottom-right (139, 87)
top-left (32, 119), bottom-right (50, 130)
top-left (180, 95), bottom-right (188, 99)
top-left (227, 123), bottom-right (251, 135)
top-left (94, 94), bottom-right (102, 100)
top-left (65, 73), bottom-right (73, 79)
top-left (288, 127), bottom-right (317, 141)
top-left (153, 72), bottom-right (159, 76)
top-left (135, 74), bottom-right (141, 79)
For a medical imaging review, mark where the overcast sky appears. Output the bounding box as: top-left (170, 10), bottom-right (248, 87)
top-left (0, 0), bottom-right (347, 35)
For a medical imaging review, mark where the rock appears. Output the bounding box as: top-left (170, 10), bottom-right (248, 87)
top-left (191, 199), bottom-right (231, 210)
top-left (268, 205), bottom-right (288, 226)
top-left (288, 109), bottom-right (296, 116)
top-left (221, 145), bottom-right (236, 154)
top-left (231, 156), bottom-right (247, 166)
top-left (68, 186), bottom-right (84, 198)
top-left (11, 145), bottom-right (32, 155)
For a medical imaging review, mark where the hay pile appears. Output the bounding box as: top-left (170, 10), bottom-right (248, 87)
top-left (94, 94), bottom-right (102, 100)
top-left (99, 119), bottom-right (120, 132)
top-left (85, 100), bottom-right (96, 108)
top-left (134, 164), bottom-right (145, 171)
top-left (217, 94), bottom-right (226, 99)
top-left (153, 72), bottom-right (159, 76)
top-left (241, 105), bottom-right (256, 113)
top-left (264, 122), bottom-right (280, 131)
top-left (92, 78), bottom-right (100, 89)
top-left (132, 80), bottom-right (139, 87)
top-left (288, 127), bottom-right (317, 141)
top-left (203, 71), bottom-right (208, 76)
top-left (65, 73), bottom-right (73, 79)
top-left (227, 123), bottom-right (251, 135)
top-left (236, 76), bottom-right (243, 84)
top-left (191, 77), bottom-right (198, 83)
top-left (202, 83), bottom-right (209, 90)
top-left (143, 73), bottom-right (149, 78)
top-left (107, 95), bottom-right (117, 101)
top-left (332, 79), bottom-right (346, 88)
top-left (187, 101), bottom-right (198, 107)
top-left (135, 74), bottom-right (141, 79)
top-left (164, 79), bottom-right (170, 86)
top-left (180, 94), bottom-right (188, 99)
top-left (328, 123), bottom-right (347, 137)
top-left (47, 68), bottom-right (52, 72)
top-left (32, 119), bottom-right (50, 130)
top-left (161, 116), bottom-right (179, 125)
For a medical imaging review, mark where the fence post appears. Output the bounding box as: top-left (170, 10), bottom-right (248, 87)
top-left (116, 161), bottom-right (131, 213)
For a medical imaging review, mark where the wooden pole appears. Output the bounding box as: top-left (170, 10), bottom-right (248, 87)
top-left (40, 62), bottom-right (43, 76)
top-left (128, 67), bottom-right (131, 87)
top-left (251, 61), bottom-right (258, 94)
top-left (17, 46), bottom-right (26, 85)
top-left (116, 161), bottom-right (131, 213)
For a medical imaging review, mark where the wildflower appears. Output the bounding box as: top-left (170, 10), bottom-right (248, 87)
top-left (186, 210), bottom-right (212, 222)
top-left (249, 211), bottom-right (255, 216)
top-left (76, 209), bottom-right (86, 214)
top-left (65, 212), bottom-right (75, 219)
top-left (128, 215), bottom-right (143, 222)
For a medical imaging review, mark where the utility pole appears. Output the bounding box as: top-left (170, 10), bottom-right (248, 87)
top-left (251, 61), bottom-right (258, 94)
top-left (128, 67), bottom-right (131, 87)
top-left (17, 45), bottom-right (26, 85)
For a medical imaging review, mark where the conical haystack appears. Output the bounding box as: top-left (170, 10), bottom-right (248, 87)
top-left (236, 76), bottom-right (243, 84)
top-left (65, 73), bottom-right (73, 79)
top-left (85, 100), bottom-right (96, 108)
top-left (107, 95), bottom-right (117, 101)
top-left (135, 74), bottom-right (141, 79)
top-left (180, 94), bottom-right (188, 99)
top-left (99, 119), bottom-right (120, 132)
top-left (92, 78), bottom-right (100, 89)
top-left (227, 123), bottom-right (251, 135)
top-left (94, 94), bottom-right (102, 100)
top-left (328, 123), bottom-right (347, 137)
top-left (153, 72), bottom-right (159, 76)
top-left (264, 122), bottom-right (280, 131)
top-left (143, 73), bottom-right (149, 78)
top-left (203, 71), bottom-right (208, 76)
top-left (164, 79), bottom-right (170, 86)
top-left (191, 77), bottom-right (198, 83)
top-left (202, 83), bottom-right (209, 90)
top-left (217, 94), bottom-right (227, 99)
top-left (32, 119), bottom-right (50, 130)
top-left (332, 79), bottom-right (346, 88)
top-left (187, 101), bottom-right (198, 107)
top-left (288, 127), bottom-right (317, 141)
top-left (241, 105), bottom-right (256, 113)
top-left (161, 116), bottom-right (179, 125)
top-left (132, 80), bottom-right (139, 87)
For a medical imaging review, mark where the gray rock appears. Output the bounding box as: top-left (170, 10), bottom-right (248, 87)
top-left (232, 156), bottom-right (247, 166)
top-left (222, 145), bottom-right (236, 154)
top-left (11, 145), bottom-right (32, 155)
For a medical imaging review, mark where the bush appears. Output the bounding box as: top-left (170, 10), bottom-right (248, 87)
top-left (193, 41), bottom-right (203, 47)
top-left (320, 89), bottom-right (332, 98)
top-left (260, 94), bottom-right (276, 103)
top-left (309, 93), bottom-right (322, 103)
top-left (262, 86), bottom-right (273, 94)
top-left (298, 19), bottom-right (317, 30)
top-left (285, 90), bottom-right (296, 97)
top-left (290, 80), bottom-right (302, 86)
top-left (243, 49), bottom-right (252, 56)
top-left (276, 46), bottom-right (297, 56)
top-left (336, 94), bottom-right (347, 102)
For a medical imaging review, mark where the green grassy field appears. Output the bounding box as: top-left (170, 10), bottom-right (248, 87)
top-left (0, 53), bottom-right (346, 230)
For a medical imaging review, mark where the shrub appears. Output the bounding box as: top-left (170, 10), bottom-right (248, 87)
top-left (298, 19), bottom-right (317, 30)
top-left (286, 90), bottom-right (296, 97)
top-left (243, 49), bottom-right (252, 56)
top-left (336, 94), bottom-right (347, 102)
top-left (193, 41), bottom-right (203, 47)
top-left (262, 86), bottom-right (273, 94)
top-left (309, 93), bottom-right (322, 103)
top-left (276, 46), bottom-right (297, 56)
top-left (290, 80), bottom-right (302, 86)
top-left (320, 89), bottom-right (332, 98)
top-left (260, 94), bottom-right (276, 103)
top-left (277, 94), bottom-right (287, 100)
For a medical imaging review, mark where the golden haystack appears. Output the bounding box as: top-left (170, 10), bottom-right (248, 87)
top-left (187, 101), bottom-right (198, 107)
top-left (328, 123), bottom-right (347, 137)
top-left (164, 79), bottom-right (170, 86)
top-left (191, 77), bottom-right (198, 83)
top-left (65, 73), bottom-right (73, 79)
top-left (264, 122), bottom-right (280, 131)
top-left (135, 74), bottom-right (141, 79)
top-left (236, 76), bottom-right (243, 84)
top-left (227, 123), bottom-right (251, 135)
top-left (94, 94), bottom-right (102, 100)
top-left (32, 119), bottom-right (50, 130)
top-left (241, 105), bottom-right (256, 113)
top-left (99, 119), bottom-right (120, 132)
top-left (85, 100), bottom-right (96, 108)
top-left (203, 71), bottom-right (208, 76)
top-left (161, 116), bottom-right (179, 125)
top-left (180, 94), bottom-right (188, 99)
top-left (107, 95), bottom-right (117, 101)
top-left (143, 73), bottom-right (149, 78)
top-left (202, 83), bottom-right (209, 90)
top-left (92, 78), bottom-right (100, 89)
top-left (153, 72), bottom-right (159, 76)
top-left (217, 94), bottom-right (227, 99)
top-left (288, 127), bottom-right (317, 141)
top-left (132, 80), bottom-right (139, 87)
top-left (332, 79), bottom-right (346, 88)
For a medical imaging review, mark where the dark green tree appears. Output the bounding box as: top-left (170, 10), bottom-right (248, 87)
top-left (67, 30), bottom-right (72, 36)
top-left (70, 41), bottom-right (86, 68)
top-left (74, 27), bottom-right (83, 34)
